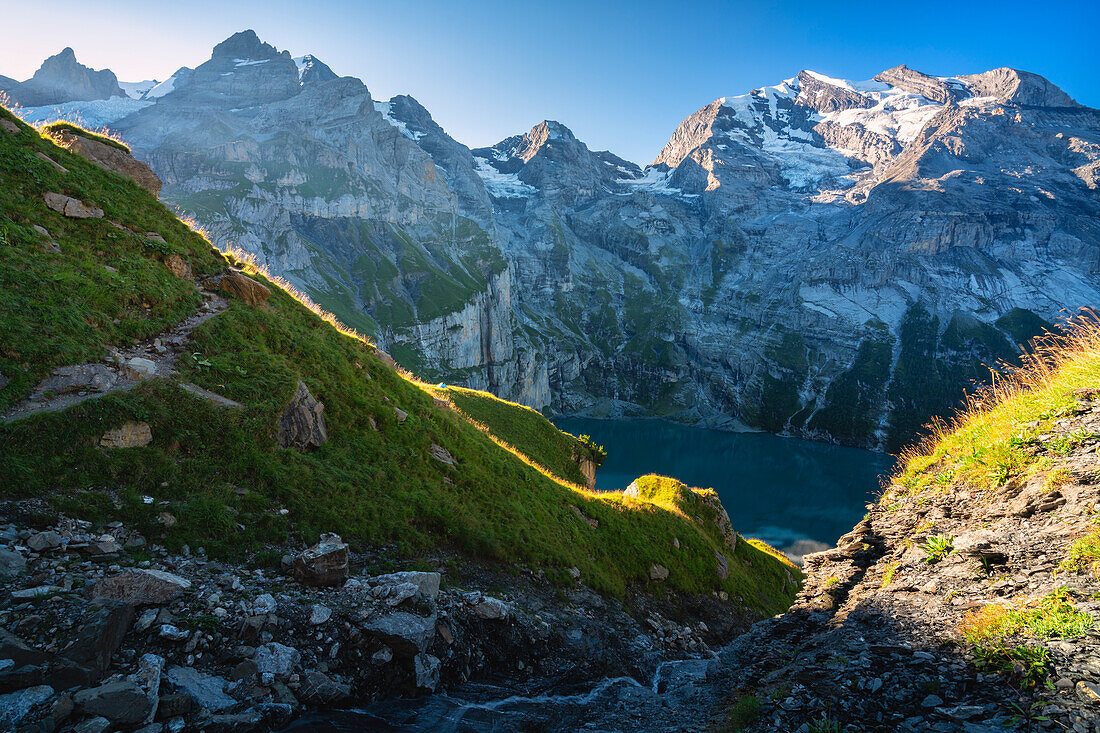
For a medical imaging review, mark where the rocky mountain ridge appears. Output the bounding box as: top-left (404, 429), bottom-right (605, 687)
top-left (9, 32), bottom-right (1098, 450)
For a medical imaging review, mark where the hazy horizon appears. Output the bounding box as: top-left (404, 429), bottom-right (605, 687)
top-left (1, 0), bottom-right (1097, 164)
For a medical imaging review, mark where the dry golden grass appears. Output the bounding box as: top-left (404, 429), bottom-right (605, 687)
top-left (889, 309), bottom-right (1100, 497)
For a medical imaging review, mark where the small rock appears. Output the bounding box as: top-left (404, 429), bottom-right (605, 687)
top-left (429, 443), bottom-right (456, 465)
top-left (297, 670), bottom-right (351, 705)
top-left (649, 564), bottom-right (670, 581)
top-left (43, 192), bottom-right (103, 219)
top-left (369, 571), bottom-right (441, 599)
top-left (213, 270), bottom-right (270, 306)
top-left (395, 407), bottom-right (408, 422)
top-left (163, 665), bottom-right (235, 713)
top-left (0, 549), bottom-right (26, 577)
top-left (158, 625), bottom-right (189, 642)
top-left (277, 381), bottom-right (328, 450)
top-left (99, 422), bottom-right (153, 449)
top-left (134, 607), bottom-right (159, 633)
top-left (0, 685), bottom-right (54, 730)
top-left (922, 694), bottom-right (944, 708)
top-left (473, 596), bottom-right (510, 620)
top-left (308, 604), bottom-right (332, 625)
top-left (252, 593), bottom-right (278, 615)
top-left (72, 717), bottom-right (111, 733)
top-left (1077, 680), bottom-right (1100, 703)
top-left (414, 653), bottom-right (441, 691)
top-left (164, 254), bottom-right (192, 280)
top-left (293, 535), bottom-right (348, 587)
top-left (11, 585), bottom-right (63, 600)
top-left (123, 357), bottom-right (158, 380)
top-left (27, 530), bottom-right (63, 552)
top-left (254, 643), bottom-right (300, 679)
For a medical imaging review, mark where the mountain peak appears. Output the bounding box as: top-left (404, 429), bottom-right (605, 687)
top-left (18, 45), bottom-right (125, 105)
top-left (211, 29), bottom-right (283, 61)
top-left (293, 54), bottom-right (337, 84)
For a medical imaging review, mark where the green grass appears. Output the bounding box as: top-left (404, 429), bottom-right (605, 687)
top-left (1062, 525), bottom-right (1100, 576)
top-left (446, 386), bottom-right (600, 486)
top-left (720, 694), bottom-right (762, 732)
top-left (40, 120), bottom-right (132, 152)
top-left (0, 106), bottom-right (800, 608)
top-left (0, 107), bottom-right (225, 411)
top-left (889, 315), bottom-right (1100, 498)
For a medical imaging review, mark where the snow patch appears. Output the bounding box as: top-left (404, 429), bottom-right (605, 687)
top-left (472, 156), bottom-right (536, 198)
top-left (145, 75), bottom-right (178, 99)
top-left (233, 58), bottom-right (270, 67)
top-left (373, 100), bottom-right (424, 141)
top-left (118, 80), bottom-right (158, 100)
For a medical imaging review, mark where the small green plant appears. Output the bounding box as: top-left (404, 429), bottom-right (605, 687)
top-left (972, 644), bottom-right (1050, 687)
top-left (921, 534), bottom-right (954, 563)
top-left (1061, 527), bottom-right (1100, 576)
top-left (190, 352), bottom-right (212, 369)
top-left (1042, 467), bottom-right (1073, 492)
top-left (808, 716), bottom-right (842, 733)
top-left (576, 434), bottom-right (608, 467)
top-left (722, 694), bottom-right (761, 731)
top-left (824, 576), bottom-right (839, 588)
top-left (880, 560), bottom-right (899, 588)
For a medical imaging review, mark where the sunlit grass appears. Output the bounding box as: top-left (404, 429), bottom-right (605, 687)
top-left (888, 311), bottom-right (1100, 498)
top-left (39, 120), bottom-right (131, 153)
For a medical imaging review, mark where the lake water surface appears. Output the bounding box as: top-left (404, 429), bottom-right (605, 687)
top-left (554, 417), bottom-right (895, 555)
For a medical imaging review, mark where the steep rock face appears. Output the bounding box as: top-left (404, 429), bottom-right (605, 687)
top-left (108, 32), bottom-right (512, 365)
top-left (451, 68), bottom-right (1099, 449)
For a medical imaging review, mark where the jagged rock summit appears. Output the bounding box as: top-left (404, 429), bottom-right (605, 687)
top-left (0, 47), bottom-right (125, 106)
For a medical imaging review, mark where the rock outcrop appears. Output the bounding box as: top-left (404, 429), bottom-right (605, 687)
top-left (276, 381), bottom-right (327, 450)
top-left (48, 128), bottom-right (161, 196)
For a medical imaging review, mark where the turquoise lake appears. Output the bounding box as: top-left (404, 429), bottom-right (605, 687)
top-left (554, 417), bottom-right (895, 555)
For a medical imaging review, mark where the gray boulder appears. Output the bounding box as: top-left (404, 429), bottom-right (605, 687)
top-left (0, 549), bottom-right (26, 577)
top-left (361, 612), bottom-right (437, 654)
top-left (0, 685), bottom-right (54, 730)
top-left (293, 534), bottom-right (347, 587)
top-left (414, 653), bottom-right (441, 691)
top-left (163, 665), bottom-right (236, 713)
top-left (253, 643), bottom-right (300, 679)
top-left (91, 569), bottom-right (191, 605)
top-left (74, 680), bottom-right (154, 725)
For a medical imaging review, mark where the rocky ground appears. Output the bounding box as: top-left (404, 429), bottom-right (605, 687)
top-left (692, 392), bottom-right (1100, 732)
top-left (0, 509), bottom-right (751, 732)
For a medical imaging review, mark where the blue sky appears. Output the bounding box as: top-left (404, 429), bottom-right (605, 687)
top-left (1, 0), bottom-right (1096, 164)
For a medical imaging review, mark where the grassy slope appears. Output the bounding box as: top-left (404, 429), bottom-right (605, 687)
top-left (0, 108), bottom-right (797, 610)
top-left (891, 318), bottom-right (1100, 497)
top-left (0, 108), bottom-right (225, 410)
top-left (447, 386), bottom-right (596, 486)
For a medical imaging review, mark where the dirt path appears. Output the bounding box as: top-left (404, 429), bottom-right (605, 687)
top-left (2, 291), bottom-right (241, 423)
